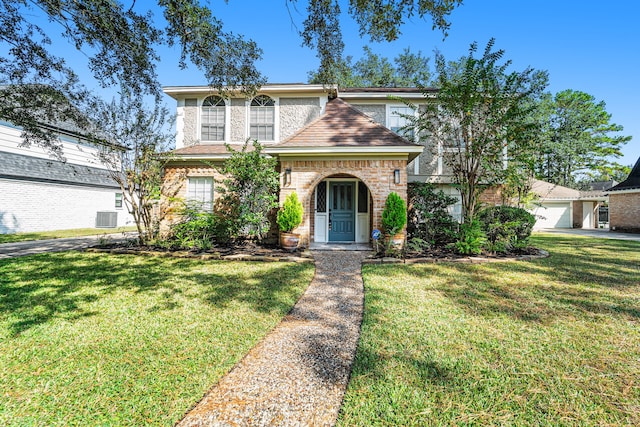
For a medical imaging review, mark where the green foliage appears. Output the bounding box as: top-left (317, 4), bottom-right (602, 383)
top-left (407, 182), bottom-right (458, 248)
top-left (382, 192), bottom-right (407, 234)
top-left (534, 90), bottom-right (632, 188)
top-left (93, 94), bottom-right (173, 245)
top-left (410, 39), bottom-right (548, 223)
top-left (301, 0), bottom-right (461, 84)
top-left (277, 192), bottom-right (304, 232)
top-left (477, 206), bottom-right (536, 253)
top-left (453, 220), bottom-right (486, 255)
top-left (216, 141), bottom-right (279, 239)
top-left (169, 202), bottom-right (218, 250)
top-left (308, 46), bottom-right (431, 87)
top-left (0, 0), bottom-right (264, 155)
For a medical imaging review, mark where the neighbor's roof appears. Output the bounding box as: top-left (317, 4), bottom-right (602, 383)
top-left (0, 151), bottom-right (119, 188)
top-left (531, 179), bottom-right (580, 200)
top-left (608, 156), bottom-right (640, 192)
top-left (265, 98), bottom-right (423, 160)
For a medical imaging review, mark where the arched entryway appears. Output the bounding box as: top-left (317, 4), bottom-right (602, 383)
top-left (311, 175), bottom-right (372, 244)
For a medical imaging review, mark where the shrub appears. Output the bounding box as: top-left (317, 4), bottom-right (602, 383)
top-left (169, 201), bottom-right (218, 250)
top-left (453, 220), bottom-right (487, 255)
top-left (217, 141), bottom-right (279, 239)
top-left (407, 182), bottom-right (459, 248)
top-left (477, 206), bottom-right (535, 253)
top-left (382, 192), bottom-right (407, 235)
top-left (277, 192), bottom-right (303, 233)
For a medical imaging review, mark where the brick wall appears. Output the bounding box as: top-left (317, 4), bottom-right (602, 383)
top-left (609, 191), bottom-right (640, 233)
top-left (160, 163), bottom-right (226, 233)
top-left (279, 158), bottom-right (408, 245)
top-left (0, 178), bottom-right (132, 233)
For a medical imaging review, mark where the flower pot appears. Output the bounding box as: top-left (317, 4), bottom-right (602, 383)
top-left (388, 232), bottom-right (405, 250)
top-left (280, 232), bottom-right (300, 251)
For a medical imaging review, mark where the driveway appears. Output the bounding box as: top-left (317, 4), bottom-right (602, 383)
top-left (535, 228), bottom-right (640, 242)
top-left (0, 233), bottom-right (137, 259)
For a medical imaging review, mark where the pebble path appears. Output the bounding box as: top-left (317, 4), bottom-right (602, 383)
top-left (176, 250), bottom-right (368, 427)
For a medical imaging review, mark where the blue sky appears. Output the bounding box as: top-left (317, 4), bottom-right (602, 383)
top-left (23, 0), bottom-right (639, 166)
top-left (156, 0), bottom-right (639, 166)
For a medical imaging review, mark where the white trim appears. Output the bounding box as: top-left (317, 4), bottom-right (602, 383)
top-left (266, 146), bottom-right (423, 156)
top-left (175, 100), bottom-right (186, 149)
top-left (246, 95), bottom-right (279, 143)
top-left (198, 96), bottom-right (231, 143)
top-left (314, 178), bottom-right (369, 243)
top-left (607, 188), bottom-right (640, 195)
top-left (163, 84), bottom-right (333, 98)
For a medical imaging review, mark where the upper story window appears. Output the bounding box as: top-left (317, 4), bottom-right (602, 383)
top-left (201, 96), bottom-right (225, 141)
top-left (388, 106), bottom-right (415, 140)
top-left (250, 95), bottom-right (275, 141)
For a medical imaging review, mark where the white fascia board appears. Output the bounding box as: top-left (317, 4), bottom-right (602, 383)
top-left (265, 145), bottom-right (423, 161)
top-left (606, 188), bottom-right (640, 195)
top-left (163, 84), bottom-right (334, 99)
top-left (338, 91), bottom-right (433, 100)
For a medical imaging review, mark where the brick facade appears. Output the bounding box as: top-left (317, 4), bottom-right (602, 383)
top-left (609, 192), bottom-right (640, 233)
top-left (279, 158), bottom-right (408, 246)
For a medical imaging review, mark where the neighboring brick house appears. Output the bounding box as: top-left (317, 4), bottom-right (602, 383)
top-left (160, 84), bottom-right (504, 246)
top-left (607, 156), bottom-right (640, 233)
top-left (0, 120), bottom-right (133, 233)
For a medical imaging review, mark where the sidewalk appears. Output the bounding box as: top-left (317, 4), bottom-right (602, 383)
top-left (177, 250), bottom-right (368, 427)
top-left (0, 232), bottom-right (137, 259)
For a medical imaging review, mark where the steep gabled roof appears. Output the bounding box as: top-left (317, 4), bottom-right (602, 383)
top-left (608, 157), bottom-right (640, 192)
top-left (265, 98), bottom-right (423, 161)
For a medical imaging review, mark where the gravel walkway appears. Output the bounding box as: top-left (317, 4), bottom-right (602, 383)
top-left (176, 251), bottom-right (368, 427)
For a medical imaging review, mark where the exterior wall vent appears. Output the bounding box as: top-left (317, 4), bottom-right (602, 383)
top-left (96, 211), bottom-right (118, 228)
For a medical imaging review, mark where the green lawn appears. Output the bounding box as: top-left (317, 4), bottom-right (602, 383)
top-left (338, 234), bottom-right (640, 426)
top-left (0, 253), bottom-right (314, 426)
top-left (0, 226), bottom-right (138, 244)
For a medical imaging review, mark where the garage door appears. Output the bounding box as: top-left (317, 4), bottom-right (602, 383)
top-left (531, 202), bottom-right (572, 229)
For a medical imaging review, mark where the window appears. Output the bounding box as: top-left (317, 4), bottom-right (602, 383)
top-left (250, 95), bottom-right (275, 141)
top-left (187, 177), bottom-right (214, 211)
top-left (115, 192), bottom-right (123, 209)
top-left (388, 106), bottom-right (415, 139)
top-left (201, 96), bottom-right (225, 141)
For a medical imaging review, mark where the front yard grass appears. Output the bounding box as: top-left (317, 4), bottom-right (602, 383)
top-left (338, 234), bottom-right (640, 426)
top-left (0, 226), bottom-right (137, 244)
top-left (0, 252), bottom-right (314, 426)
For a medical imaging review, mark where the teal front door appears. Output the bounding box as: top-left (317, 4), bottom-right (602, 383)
top-left (329, 182), bottom-right (355, 241)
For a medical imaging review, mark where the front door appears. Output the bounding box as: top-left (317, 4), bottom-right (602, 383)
top-left (329, 182), bottom-right (355, 241)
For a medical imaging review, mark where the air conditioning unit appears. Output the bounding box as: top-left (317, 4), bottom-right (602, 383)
top-left (96, 211), bottom-right (118, 228)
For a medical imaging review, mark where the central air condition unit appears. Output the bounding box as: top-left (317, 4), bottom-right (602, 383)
top-left (96, 211), bottom-right (118, 228)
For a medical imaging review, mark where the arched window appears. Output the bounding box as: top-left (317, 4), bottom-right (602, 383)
top-left (201, 95), bottom-right (225, 141)
top-left (250, 95), bottom-right (275, 141)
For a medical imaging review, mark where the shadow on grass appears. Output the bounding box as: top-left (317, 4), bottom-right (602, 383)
top-left (381, 235), bottom-right (640, 324)
top-left (0, 252), bottom-right (312, 336)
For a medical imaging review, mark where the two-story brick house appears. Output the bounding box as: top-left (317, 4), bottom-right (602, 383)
top-left (161, 83), bottom-right (469, 246)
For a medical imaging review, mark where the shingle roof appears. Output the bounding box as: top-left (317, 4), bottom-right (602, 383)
top-left (273, 98), bottom-right (420, 148)
top-left (0, 151), bottom-right (119, 188)
top-left (608, 157), bottom-right (640, 192)
top-left (531, 179), bottom-right (580, 200)
top-left (171, 144), bottom-right (251, 156)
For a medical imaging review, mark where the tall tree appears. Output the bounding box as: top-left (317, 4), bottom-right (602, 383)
top-left (535, 90), bottom-right (631, 188)
top-left (93, 94), bottom-right (174, 245)
top-left (409, 39), bottom-right (548, 223)
top-left (308, 46), bottom-right (432, 87)
top-left (2, 0), bottom-right (463, 155)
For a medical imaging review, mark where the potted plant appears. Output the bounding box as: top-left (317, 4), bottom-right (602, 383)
top-left (382, 192), bottom-right (407, 249)
top-left (276, 192), bottom-right (304, 251)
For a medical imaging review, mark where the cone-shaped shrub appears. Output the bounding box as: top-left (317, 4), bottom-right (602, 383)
top-left (382, 192), bottom-right (407, 234)
top-left (277, 192), bottom-right (304, 232)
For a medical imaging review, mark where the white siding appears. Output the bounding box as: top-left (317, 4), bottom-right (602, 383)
top-left (0, 178), bottom-right (134, 233)
top-left (0, 122), bottom-right (108, 169)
